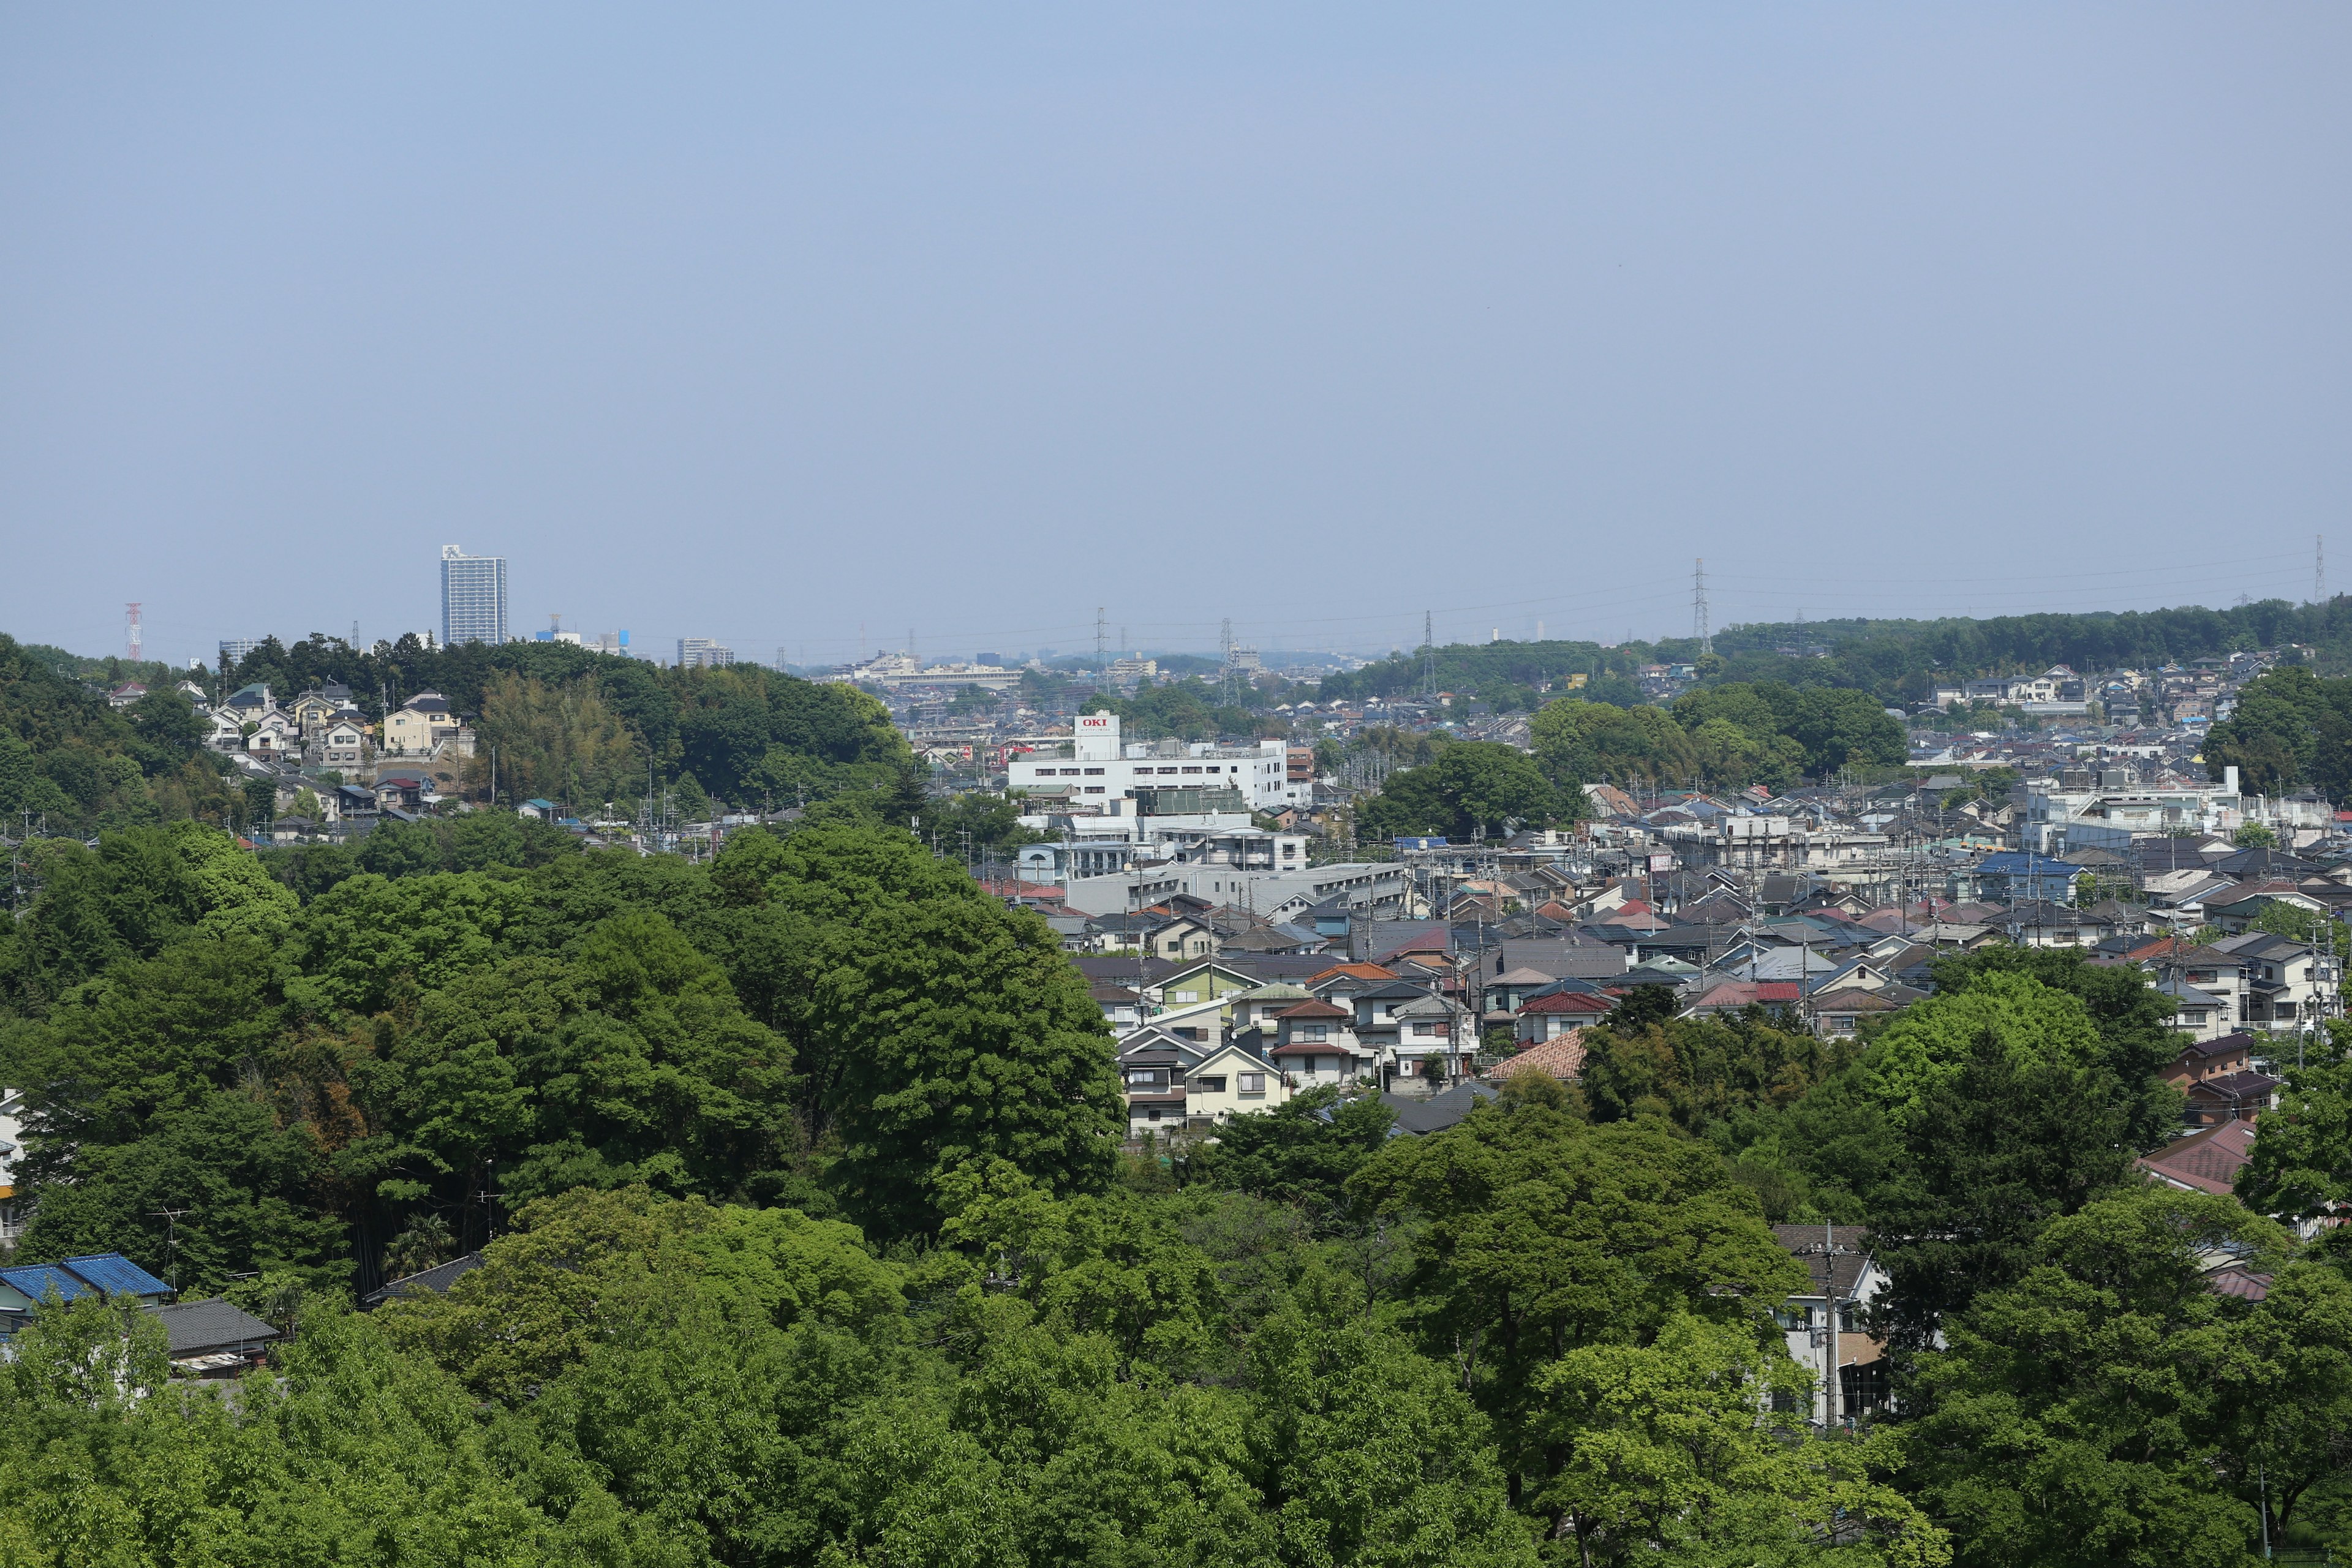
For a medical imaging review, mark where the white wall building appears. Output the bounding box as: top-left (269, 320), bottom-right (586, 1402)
top-left (1007, 712), bottom-right (1299, 812)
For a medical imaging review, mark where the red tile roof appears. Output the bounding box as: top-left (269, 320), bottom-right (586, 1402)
top-left (1518, 991), bottom-right (1613, 1015)
top-left (2136, 1118), bottom-right (2258, 1197)
top-left (1492, 1029), bottom-right (1588, 1081)
top-left (1273, 999), bottom-right (1351, 1020)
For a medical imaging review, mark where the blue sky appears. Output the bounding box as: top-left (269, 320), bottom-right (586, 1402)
top-left (3, 5), bottom-right (2346, 666)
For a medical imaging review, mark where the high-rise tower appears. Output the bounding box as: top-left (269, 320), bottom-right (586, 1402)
top-left (440, 545), bottom-right (508, 646)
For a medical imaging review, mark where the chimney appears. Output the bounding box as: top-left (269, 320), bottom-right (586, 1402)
top-left (2223, 766), bottom-right (2239, 796)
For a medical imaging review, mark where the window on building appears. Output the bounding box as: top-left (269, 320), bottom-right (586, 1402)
top-left (1194, 1076), bottom-right (1226, 1093)
top-left (1084, 767), bottom-right (1106, 775)
top-left (1303, 1023), bottom-right (1328, 1041)
top-left (1238, 1072), bottom-right (1265, 1094)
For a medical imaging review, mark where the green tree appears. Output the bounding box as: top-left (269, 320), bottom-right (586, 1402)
top-left (1356, 742), bottom-right (1563, 841)
top-left (1537, 1312), bottom-right (1947, 1567)
top-left (713, 823), bottom-right (1125, 1238)
top-left (1350, 1100), bottom-right (1804, 1525)
top-left (470, 668), bottom-right (642, 807)
top-left (1908, 1185), bottom-right (2291, 1568)
top-left (2234, 821), bottom-right (2279, 848)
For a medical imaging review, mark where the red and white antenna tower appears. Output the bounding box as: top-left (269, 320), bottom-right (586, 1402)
top-left (126, 603), bottom-right (143, 663)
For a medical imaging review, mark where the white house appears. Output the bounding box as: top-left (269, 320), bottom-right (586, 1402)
top-left (1773, 1224), bottom-right (1891, 1427)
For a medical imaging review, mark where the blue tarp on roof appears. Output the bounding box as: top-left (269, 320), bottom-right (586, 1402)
top-left (61, 1254), bottom-right (172, 1297)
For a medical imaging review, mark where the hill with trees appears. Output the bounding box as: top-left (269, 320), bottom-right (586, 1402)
top-left (1315, 596), bottom-right (2351, 714)
top-left (0, 816), bottom-right (2349, 1559)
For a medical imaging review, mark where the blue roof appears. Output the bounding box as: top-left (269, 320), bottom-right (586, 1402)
top-left (0, 1253), bottom-right (172, 1305)
top-left (1974, 851), bottom-right (2081, 875)
top-left (0, 1264), bottom-right (97, 1303)
top-left (61, 1254), bottom-right (172, 1297)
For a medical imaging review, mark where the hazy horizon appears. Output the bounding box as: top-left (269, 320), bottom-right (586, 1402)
top-left (6, 6), bottom-right (2346, 669)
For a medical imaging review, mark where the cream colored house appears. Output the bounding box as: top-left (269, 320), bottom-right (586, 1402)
top-left (383, 692), bottom-right (460, 755)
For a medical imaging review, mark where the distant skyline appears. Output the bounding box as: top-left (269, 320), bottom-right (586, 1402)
top-left (4, 6), bottom-right (2347, 668)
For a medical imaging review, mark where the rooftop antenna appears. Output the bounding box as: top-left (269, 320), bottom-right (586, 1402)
top-left (149, 1205), bottom-right (188, 1291)
top-left (125, 602), bottom-right (142, 664)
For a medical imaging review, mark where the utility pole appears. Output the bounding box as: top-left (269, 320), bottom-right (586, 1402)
top-left (149, 1206), bottom-right (189, 1292)
top-left (1823, 1217), bottom-right (1839, 1428)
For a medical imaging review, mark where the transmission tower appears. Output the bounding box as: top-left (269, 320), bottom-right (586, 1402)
top-left (124, 602), bottom-right (141, 664)
top-left (1095, 607), bottom-right (1106, 668)
top-left (1423, 610), bottom-right (1438, 701)
top-left (1221, 618), bottom-right (1245, 707)
top-left (2320, 535), bottom-right (2328, 604)
top-left (1692, 559), bottom-right (1711, 655)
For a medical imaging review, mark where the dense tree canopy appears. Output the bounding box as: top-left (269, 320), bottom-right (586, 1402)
top-left (1354, 741), bottom-right (1567, 842)
top-left (1526, 682), bottom-right (1904, 797)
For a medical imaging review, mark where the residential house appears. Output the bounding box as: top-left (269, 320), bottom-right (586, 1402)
top-left (105, 681), bottom-right (148, 709)
top-left (1174, 1038), bottom-right (1289, 1125)
top-left (1487, 1030), bottom-right (1589, 1083)
top-left (2199, 881), bottom-right (2330, 935)
top-left (1267, 1000), bottom-right (1377, 1088)
top-left (1515, 989), bottom-right (1614, 1045)
top-left (149, 1298), bottom-right (279, 1378)
top-left (1772, 1225), bottom-right (1891, 1426)
top-left (288, 684), bottom-right (354, 735)
top-left (0, 1253), bottom-right (174, 1336)
top-left (1229, 982), bottom-right (1314, 1033)
top-left (320, 715), bottom-right (368, 767)
top-left (1388, 993), bottom-right (1473, 1086)
top-left (2137, 1117), bottom-right (2259, 1196)
top-left (1806, 986), bottom-right (1914, 1038)
top-left (383, 692), bottom-right (461, 756)
top-left (1090, 983), bottom-right (1144, 1030)
top-left (2211, 932), bottom-right (2333, 1031)
top-left (2184, 1069), bottom-right (2282, 1128)
top-left (2136, 941), bottom-right (2251, 1032)
top-left (1145, 914), bottom-right (1218, 962)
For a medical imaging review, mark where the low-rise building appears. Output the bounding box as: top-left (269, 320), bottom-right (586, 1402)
top-left (383, 692), bottom-right (461, 755)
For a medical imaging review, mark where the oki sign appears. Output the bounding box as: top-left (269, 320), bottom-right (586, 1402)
top-left (1073, 710), bottom-right (1121, 760)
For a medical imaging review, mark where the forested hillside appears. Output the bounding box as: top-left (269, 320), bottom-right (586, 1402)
top-left (0, 815), bottom-right (2348, 1560)
top-left (0, 631), bottom-right (919, 834)
top-left (1316, 596), bottom-right (2348, 712)
top-left (0, 635), bottom-right (227, 835)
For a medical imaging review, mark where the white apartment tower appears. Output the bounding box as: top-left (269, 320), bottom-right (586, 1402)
top-left (440, 545), bottom-right (508, 646)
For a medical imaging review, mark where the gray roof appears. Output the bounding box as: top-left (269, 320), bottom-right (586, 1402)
top-left (360, 1250), bottom-right (484, 1309)
top-left (1382, 1080), bottom-right (1500, 1136)
top-left (145, 1298), bottom-right (279, 1358)
top-left (1772, 1224), bottom-right (1873, 1299)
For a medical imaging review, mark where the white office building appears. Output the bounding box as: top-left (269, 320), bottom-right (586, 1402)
top-left (1007, 712), bottom-right (1297, 812)
top-left (440, 546), bottom-right (508, 646)
top-left (677, 638), bottom-right (736, 669)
